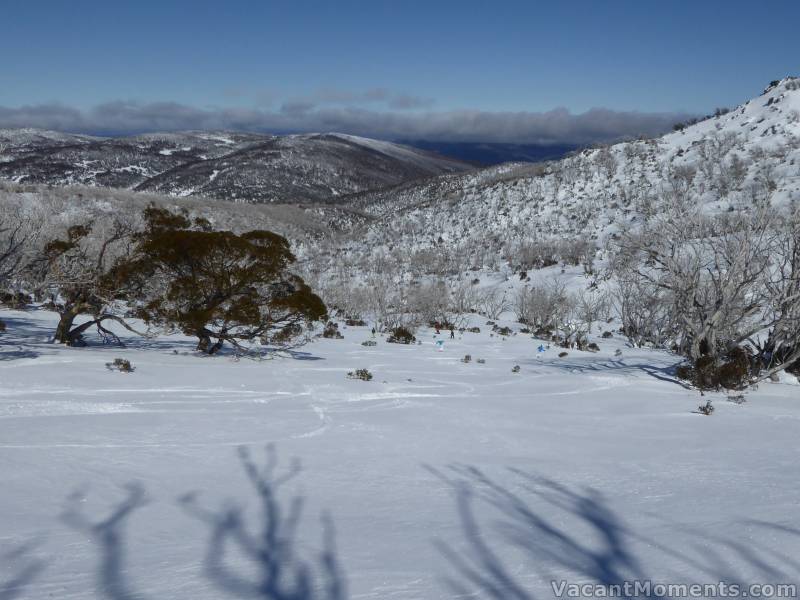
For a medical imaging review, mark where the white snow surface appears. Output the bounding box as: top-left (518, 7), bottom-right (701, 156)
top-left (1, 309), bottom-right (799, 599)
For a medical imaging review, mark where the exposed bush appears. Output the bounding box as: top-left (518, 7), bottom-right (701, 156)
top-left (511, 365), bottom-right (520, 373)
top-left (0, 291), bottom-right (30, 309)
top-left (345, 318), bottom-right (367, 327)
top-left (467, 327), bottom-right (480, 334)
top-left (558, 351), bottom-right (568, 358)
top-left (676, 347), bottom-right (752, 390)
top-left (494, 326), bottom-right (512, 336)
top-left (347, 368), bottom-right (373, 381)
top-left (387, 326), bottom-right (415, 344)
top-left (476, 358), bottom-right (486, 364)
top-left (106, 358), bottom-right (134, 373)
top-left (361, 340), bottom-right (377, 347)
top-left (601, 331), bottom-right (613, 338)
top-left (322, 321), bottom-right (343, 339)
top-left (697, 400), bottom-right (715, 416)
top-left (462, 354), bottom-right (472, 363)
top-left (586, 342), bottom-right (600, 353)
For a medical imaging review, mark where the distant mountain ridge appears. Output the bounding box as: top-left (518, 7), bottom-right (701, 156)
top-left (0, 130), bottom-right (472, 203)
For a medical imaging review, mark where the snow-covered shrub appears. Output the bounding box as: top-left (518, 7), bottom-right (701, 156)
top-left (106, 358), bottom-right (134, 373)
top-left (347, 368), bottom-right (373, 381)
top-left (514, 279), bottom-right (572, 332)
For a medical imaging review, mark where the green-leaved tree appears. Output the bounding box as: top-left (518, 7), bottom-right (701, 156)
top-left (124, 206), bottom-right (326, 354)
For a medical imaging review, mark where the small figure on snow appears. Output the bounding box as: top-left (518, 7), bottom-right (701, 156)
top-left (450, 328), bottom-right (455, 339)
top-left (436, 339), bottom-right (445, 352)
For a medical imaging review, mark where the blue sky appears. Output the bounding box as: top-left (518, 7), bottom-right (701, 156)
top-left (1, 0), bottom-right (798, 142)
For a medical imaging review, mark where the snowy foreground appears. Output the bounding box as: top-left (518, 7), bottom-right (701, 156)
top-left (1, 310), bottom-right (799, 599)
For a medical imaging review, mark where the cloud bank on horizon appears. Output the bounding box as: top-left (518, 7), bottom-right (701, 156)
top-left (0, 97), bottom-right (693, 145)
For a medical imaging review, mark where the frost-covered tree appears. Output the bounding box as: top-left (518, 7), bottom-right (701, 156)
top-left (612, 199), bottom-right (800, 382)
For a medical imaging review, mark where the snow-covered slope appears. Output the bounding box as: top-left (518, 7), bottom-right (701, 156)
top-left (1, 309), bottom-right (799, 600)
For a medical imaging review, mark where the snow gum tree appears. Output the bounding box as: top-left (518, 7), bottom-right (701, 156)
top-left (36, 218), bottom-right (139, 345)
top-left (123, 206), bottom-right (326, 354)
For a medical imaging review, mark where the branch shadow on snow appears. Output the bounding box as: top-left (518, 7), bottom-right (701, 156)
top-left (0, 314), bottom-right (46, 361)
top-left (0, 542), bottom-right (47, 600)
top-left (180, 445), bottom-right (344, 599)
top-left (428, 465), bottom-right (800, 599)
top-left (541, 356), bottom-right (693, 390)
top-left (61, 445), bottom-right (345, 600)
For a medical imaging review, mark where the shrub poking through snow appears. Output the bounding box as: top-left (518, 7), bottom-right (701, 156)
top-left (698, 400), bottom-right (715, 415)
top-left (462, 354), bottom-right (472, 363)
top-left (602, 331), bottom-right (613, 338)
top-left (322, 321), bottom-right (343, 339)
top-left (467, 327), bottom-right (480, 334)
top-left (347, 368), bottom-right (373, 381)
top-left (476, 358), bottom-right (486, 364)
top-left (494, 326), bottom-right (513, 336)
top-left (106, 358), bottom-right (134, 373)
top-left (586, 342), bottom-right (600, 353)
top-left (512, 365), bottom-right (521, 373)
top-left (0, 291), bottom-right (30, 309)
top-left (558, 351), bottom-right (568, 358)
top-left (387, 326), bottom-right (415, 344)
top-left (676, 347), bottom-right (753, 390)
top-left (727, 394), bottom-right (746, 404)
top-left (361, 340), bottom-right (377, 347)
top-left (345, 317), bottom-right (366, 326)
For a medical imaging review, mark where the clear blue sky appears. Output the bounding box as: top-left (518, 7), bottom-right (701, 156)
top-left (1, 0), bottom-right (798, 141)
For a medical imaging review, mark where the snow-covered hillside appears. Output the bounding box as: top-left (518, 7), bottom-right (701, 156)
top-left (1, 309), bottom-right (799, 600)
top-left (0, 130), bottom-right (472, 203)
top-left (320, 78), bottom-right (800, 274)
